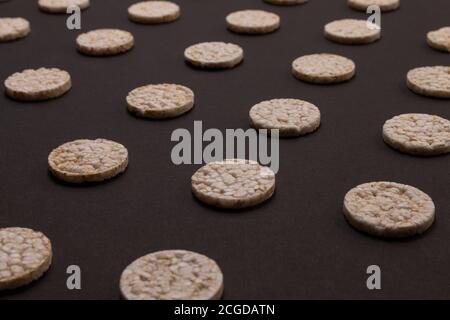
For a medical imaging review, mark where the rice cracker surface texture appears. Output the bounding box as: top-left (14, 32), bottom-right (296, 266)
top-left (343, 182), bottom-right (435, 238)
top-left (4, 68), bottom-right (71, 101)
top-left (0, 18), bottom-right (30, 42)
top-left (126, 83), bottom-right (194, 119)
top-left (120, 250), bottom-right (224, 300)
top-left (191, 159), bottom-right (276, 209)
top-left (38, 0), bottom-right (90, 13)
top-left (292, 53), bottom-right (356, 84)
top-left (76, 29), bottom-right (134, 56)
top-left (0, 228), bottom-right (52, 290)
top-left (249, 99), bottom-right (321, 137)
top-left (128, 1), bottom-right (180, 24)
top-left (406, 66), bottom-right (450, 99)
top-left (184, 42), bottom-right (244, 69)
top-left (348, 0), bottom-right (400, 12)
top-left (226, 10), bottom-right (280, 35)
top-left (383, 114), bottom-right (450, 156)
top-left (427, 27), bottom-right (450, 53)
top-left (324, 19), bottom-right (381, 44)
top-left (48, 139), bottom-right (129, 183)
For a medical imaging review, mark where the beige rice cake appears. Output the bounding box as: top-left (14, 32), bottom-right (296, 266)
top-left (4, 68), bottom-right (71, 101)
top-left (249, 99), bottom-right (321, 137)
top-left (76, 29), bottom-right (134, 56)
top-left (264, 0), bottom-right (308, 5)
top-left (128, 1), bottom-right (180, 24)
top-left (427, 27), bottom-right (450, 53)
top-left (0, 18), bottom-right (31, 42)
top-left (127, 83), bottom-right (194, 119)
top-left (120, 250), bottom-right (223, 300)
top-left (48, 139), bottom-right (129, 183)
top-left (292, 53), bottom-right (356, 84)
top-left (348, 0), bottom-right (400, 12)
top-left (324, 19), bottom-right (381, 44)
top-left (0, 227), bottom-right (52, 290)
top-left (344, 182), bottom-right (435, 238)
top-left (383, 114), bottom-right (450, 156)
top-left (184, 42), bottom-right (244, 69)
top-left (38, 0), bottom-right (90, 13)
top-left (226, 10), bottom-right (280, 35)
top-left (406, 66), bottom-right (450, 99)
top-left (191, 159), bottom-right (276, 209)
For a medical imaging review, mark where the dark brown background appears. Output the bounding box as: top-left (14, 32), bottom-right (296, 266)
top-left (0, 0), bottom-right (449, 300)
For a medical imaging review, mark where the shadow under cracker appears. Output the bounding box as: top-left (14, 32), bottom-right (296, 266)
top-left (191, 190), bottom-right (277, 215)
top-left (47, 169), bottom-right (128, 188)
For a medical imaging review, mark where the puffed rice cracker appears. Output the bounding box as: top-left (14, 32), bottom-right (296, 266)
top-left (292, 53), bottom-right (356, 84)
top-left (0, 18), bottom-right (30, 42)
top-left (226, 10), bottom-right (280, 35)
top-left (184, 42), bottom-right (244, 69)
top-left (4, 68), bottom-right (71, 101)
top-left (38, 0), bottom-right (90, 13)
top-left (324, 19), bottom-right (380, 45)
top-left (120, 250), bottom-right (224, 300)
top-left (127, 83), bottom-right (194, 119)
top-left (406, 66), bottom-right (450, 99)
top-left (191, 159), bottom-right (276, 209)
top-left (128, 1), bottom-right (180, 24)
top-left (48, 139), bottom-right (129, 183)
top-left (264, 0), bottom-right (307, 5)
top-left (76, 29), bottom-right (134, 56)
top-left (348, 0), bottom-right (400, 12)
top-left (427, 27), bottom-right (450, 53)
top-left (0, 227), bottom-right (52, 290)
top-left (383, 114), bottom-right (450, 156)
top-left (344, 182), bottom-right (435, 238)
top-left (249, 99), bottom-right (321, 137)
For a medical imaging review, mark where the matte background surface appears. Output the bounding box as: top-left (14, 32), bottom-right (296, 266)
top-left (0, 0), bottom-right (449, 300)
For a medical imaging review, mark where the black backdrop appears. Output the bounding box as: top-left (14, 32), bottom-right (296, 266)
top-left (0, 0), bottom-right (449, 300)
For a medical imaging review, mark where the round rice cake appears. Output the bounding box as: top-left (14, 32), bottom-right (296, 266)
top-left (343, 182), bottom-right (435, 238)
top-left (4, 67), bottom-right (71, 101)
top-left (383, 113), bottom-right (450, 156)
top-left (427, 27), bottom-right (450, 53)
top-left (120, 250), bottom-right (223, 300)
top-left (48, 139), bottom-right (129, 183)
top-left (38, 0), bottom-right (90, 13)
top-left (406, 66), bottom-right (450, 99)
top-left (76, 29), bottom-right (134, 56)
top-left (191, 159), bottom-right (276, 209)
top-left (264, 0), bottom-right (307, 5)
top-left (292, 53), bottom-right (356, 84)
top-left (127, 83), bottom-right (194, 119)
top-left (184, 42), bottom-right (244, 69)
top-left (0, 17), bottom-right (31, 42)
top-left (348, 0), bottom-right (400, 12)
top-left (0, 227), bottom-right (52, 290)
top-left (226, 10), bottom-right (280, 35)
top-left (128, 1), bottom-right (180, 24)
top-left (324, 19), bottom-right (381, 44)
top-left (249, 99), bottom-right (321, 137)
